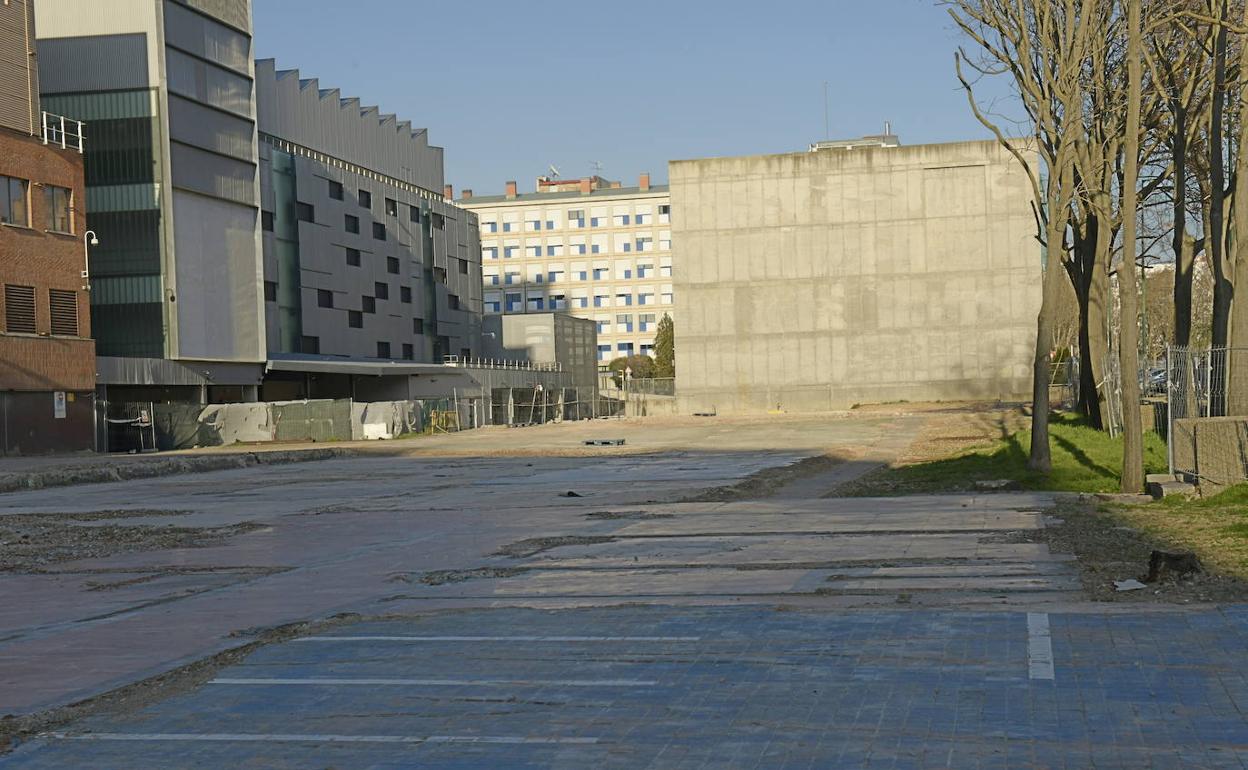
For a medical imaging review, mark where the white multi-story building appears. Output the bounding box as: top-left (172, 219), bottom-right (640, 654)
top-left (457, 174), bottom-right (672, 362)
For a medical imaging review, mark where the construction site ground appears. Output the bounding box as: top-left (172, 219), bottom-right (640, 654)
top-left (2, 406), bottom-right (1247, 769)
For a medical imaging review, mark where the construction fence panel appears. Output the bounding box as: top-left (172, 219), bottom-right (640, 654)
top-left (1166, 346), bottom-right (1248, 491)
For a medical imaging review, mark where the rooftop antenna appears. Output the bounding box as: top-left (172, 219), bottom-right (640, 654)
top-left (547, 164), bottom-right (561, 179)
top-left (590, 160), bottom-right (604, 175)
top-left (823, 81), bottom-right (830, 141)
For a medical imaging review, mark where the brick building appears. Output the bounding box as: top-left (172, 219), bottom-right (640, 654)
top-left (0, 0), bottom-right (94, 453)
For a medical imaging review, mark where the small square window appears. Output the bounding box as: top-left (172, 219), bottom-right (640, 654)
top-left (261, 211), bottom-right (274, 232)
top-left (448, 294), bottom-right (460, 311)
top-left (374, 282), bottom-right (389, 300)
top-left (387, 256), bottom-right (400, 274)
top-left (296, 202), bottom-right (315, 222)
top-left (413, 317), bottom-right (424, 334)
top-left (659, 204), bottom-right (671, 216)
top-left (345, 214), bottom-right (359, 234)
top-left (385, 198), bottom-right (398, 216)
top-left (363, 296), bottom-right (376, 313)
top-left (348, 310), bottom-right (363, 328)
top-left (373, 222), bottom-right (386, 240)
top-left (317, 289), bottom-right (333, 308)
top-left (400, 285), bottom-right (412, 303)
top-left (377, 341), bottom-right (391, 358)
top-left (402, 343), bottom-right (414, 360)
top-left (328, 180), bottom-right (343, 200)
top-left (300, 335), bottom-right (320, 354)
top-left (358, 189), bottom-right (372, 209)
top-left (345, 247), bottom-right (361, 266)
top-left (409, 205), bottom-right (420, 223)
top-left (263, 281), bottom-right (277, 302)
top-left (458, 258), bottom-right (469, 274)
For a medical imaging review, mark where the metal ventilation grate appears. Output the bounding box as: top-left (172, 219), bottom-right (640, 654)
top-left (4, 285), bottom-right (36, 334)
top-left (49, 289), bottom-right (79, 337)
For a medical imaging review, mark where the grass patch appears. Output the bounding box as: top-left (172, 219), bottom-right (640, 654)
top-left (842, 413), bottom-right (1168, 495)
top-left (1103, 485), bottom-right (1248, 581)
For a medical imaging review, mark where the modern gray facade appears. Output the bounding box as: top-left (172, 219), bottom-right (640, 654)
top-left (35, 0), bottom-right (265, 369)
top-left (255, 61), bottom-right (481, 367)
top-left (483, 313), bottom-right (597, 392)
top-left (670, 138), bottom-right (1041, 413)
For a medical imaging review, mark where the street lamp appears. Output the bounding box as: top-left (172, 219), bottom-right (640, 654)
top-left (82, 230), bottom-right (98, 291)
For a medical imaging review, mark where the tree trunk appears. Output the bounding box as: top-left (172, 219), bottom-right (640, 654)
top-left (1118, 0), bottom-right (1144, 494)
top-left (1227, 1), bottom-right (1248, 417)
top-left (1211, 12), bottom-right (1232, 358)
top-left (1029, 191), bottom-right (1071, 474)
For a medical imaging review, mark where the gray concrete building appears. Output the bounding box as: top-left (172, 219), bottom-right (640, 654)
top-left (483, 313), bottom-right (597, 393)
top-left (255, 60), bottom-right (482, 391)
top-left (670, 138), bottom-right (1040, 413)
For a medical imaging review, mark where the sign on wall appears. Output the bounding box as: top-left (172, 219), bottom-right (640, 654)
top-left (53, 392), bottom-right (66, 419)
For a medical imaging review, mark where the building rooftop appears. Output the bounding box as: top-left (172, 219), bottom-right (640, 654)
top-left (461, 180), bottom-right (669, 206)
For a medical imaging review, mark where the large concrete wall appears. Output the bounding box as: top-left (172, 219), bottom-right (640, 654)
top-left (670, 139), bottom-right (1040, 413)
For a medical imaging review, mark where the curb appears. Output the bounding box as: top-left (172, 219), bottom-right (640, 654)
top-left (0, 447), bottom-right (359, 494)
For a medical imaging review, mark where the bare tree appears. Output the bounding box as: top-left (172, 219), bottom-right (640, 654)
top-left (1119, 0), bottom-right (1146, 493)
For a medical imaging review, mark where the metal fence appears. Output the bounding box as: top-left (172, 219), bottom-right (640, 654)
top-left (1164, 346), bottom-right (1248, 488)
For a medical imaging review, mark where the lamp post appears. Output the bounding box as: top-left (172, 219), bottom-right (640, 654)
top-left (82, 230), bottom-right (98, 291)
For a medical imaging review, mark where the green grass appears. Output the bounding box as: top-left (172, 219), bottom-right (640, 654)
top-left (1112, 484), bottom-right (1248, 579)
top-left (847, 413), bottom-right (1168, 495)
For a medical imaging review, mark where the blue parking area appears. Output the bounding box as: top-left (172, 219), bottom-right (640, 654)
top-left (5, 605), bottom-right (1248, 769)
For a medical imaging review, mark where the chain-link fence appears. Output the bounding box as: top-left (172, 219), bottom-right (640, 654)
top-left (1165, 346), bottom-right (1248, 490)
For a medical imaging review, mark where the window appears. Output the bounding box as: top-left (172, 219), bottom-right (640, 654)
top-left (459, 258), bottom-right (469, 274)
top-left (448, 294), bottom-right (461, 310)
top-left (328, 180), bottom-right (343, 200)
top-left (635, 212), bottom-right (652, 225)
top-left (547, 269), bottom-right (564, 283)
top-left (527, 245), bottom-right (542, 258)
top-left (5, 285), bottom-right (35, 333)
top-left (596, 319), bottom-right (609, 334)
top-left (485, 298), bottom-right (501, 313)
top-left (659, 204), bottom-right (671, 223)
top-left (574, 267), bottom-right (588, 281)
top-left (363, 296), bottom-right (376, 313)
top-left (431, 213), bottom-right (444, 229)
top-left (505, 271), bottom-right (520, 285)
top-left (1, 176), bottom-right (29, 227)
top-left (574, 295), bottom-right (588, 308)
top-left (527, 296), bottom-right (544, 311)
top-left (263, 281), bottom-right (277, 301)
top-left (550, 294), bottom-right (566, 310)
top-left (261, 211), bottom-right (274, 232)
top-left (387, 256), bottom-right (400, 274)
top-left (503, 246), bottom-right (518, 259)
top-left (374, 282), bottom-right (389, 300)
top-left (616, 314), bottom-right (633, 333)
top-left (526, 218), bottom-right (541, 231)
top-left (482, 220), bottom-right (497, 233)
top-left (637, 263), bottom-right (654, 278)
top-left (400, 285), bottom-right (412, 303)
top-left (413, 318), bottom-right (425, 334)
top-left (296, 202), bottom-right (314, 223)
top-left (483, 246), bottom-right (498, 259)
top-left (661, 291), bottom-right (673, 304)
top-left (597, 344), bottom-right (611, 361)
top-left (636, 236), bottom-right (653, 252)
top-left (49, 289), bottom-right (78, 336)
top-left (590, 216), bottom-right (603, 227)
top-left (345, 214), bottom-right (359, 234)
top-left (591, 243), bottom-right (601, 254)
top-left (41, 186), bottom-right (72, 233)
top-left (593, 293), bottom-right (608, 308)
top-left (613, 213), bottom-right (629, 226)
top-left (502, 221), bottom-right (513, 232)
top-left (617, 342), bottom-right (635, 355)
top-left (385, 198), bottom-right (398, 217)
top-left (660, 264), bottom-right (673, 277)
top-left (402, 343), bottom-right (414, 360)
top-left (546, 218), bottom-right (556, 230)
top-left (300, 336), bottom-right (320, 354)
top-left (377, 341), bottom-right (391, 358)
top-left (345, 247), bottom-right (361, 266)
top-left (592, 267), bottom-right (608, 280)
top-left (348, 310), bottom-right (363, 328)
top-left (659, 236), bottom-right (672, 250)
top-left (639, 292), bottom-right (654, 306)
top-left (617, 293), bottom-right (633, 307)
top-left (410, 204), bottom-right (421, 223)
top-left (373, 222), bottom-right (386, 240)
top-left (568, 209), bottom-right (585, 227)
top-left (641, 343), bottom-right (654, 357)
top-left (358, 189), bottom-right (372, 209)
top-left (639, 313), bottom-right (657, 332)
top-left (574, 243), bottom-right (587, 255)
top-left (317, 289), bottom-right (333, 308)
top-left (505, 293), bottom-right (522, 312)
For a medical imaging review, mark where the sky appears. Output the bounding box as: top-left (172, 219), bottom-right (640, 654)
top-left (252, 0), bottom-right (1015, 196)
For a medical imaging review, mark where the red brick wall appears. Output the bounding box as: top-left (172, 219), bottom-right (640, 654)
top-left (0, 128), bottom-right (95, 392)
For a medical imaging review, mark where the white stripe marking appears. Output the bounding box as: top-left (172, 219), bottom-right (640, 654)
top-left (210, 677), bottom-right (655, 687)
top-left (49, 732), bottom-right (598, 745)
top-left (1026, 612), bottom-right (1055, 681)
top-left (293, 635), bottom-right (702, 643)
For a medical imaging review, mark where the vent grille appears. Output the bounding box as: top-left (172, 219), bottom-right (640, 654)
top-left (4, 285), bottom-right (36, 334)
top-left (49, 289), bottom-right (79, 337)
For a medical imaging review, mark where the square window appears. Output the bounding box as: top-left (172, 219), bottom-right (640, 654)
top-left (448, 294), bottom-right (461, 310)
top-left (373, 222), bottom-right (386, 240)
top-left (659, 204), bottom-right (670, 216)
top-left (358, 189), bottom-right (372, 209)
top-left (345, 214), bottom-right (360, 234)
top-left (459, 258), bottom-right (469, 274)
top-left (348, 310), bottom-right (363, 328)
top-left (387, 256), bottom-right (400, 274)
top-left (296, 202), bottom-right (315, 222)
top-left (263, 281), bottom-right (277, 302)
top-left (401, 285), bottom-right (412, 303)
top-left (317, 289), bottom-right (333, 308)
top-left (345, 247), bottom-right (361, 266)
top-left (261, 211), bottom-right (274, 232)
top-left (300, 335), bottom-right (320, 354)
top-left (413, 317), bottom-right (425, 334)
top-left (377, 341), bottom-right (391, 358)
top-left (385, 198), bottom-right (398, 216)
top-left (363, 296), bottom-right (376, 313)
top-left (328, 180), bottom-right (343, 200)
top-left (374, 282), bottom-right (389, 300)
top-left (402, 343), bottom-right (414, 360)
top-left (410, 204), bottom-right (421, 223)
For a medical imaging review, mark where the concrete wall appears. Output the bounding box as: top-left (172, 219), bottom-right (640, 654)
top-left (1173, 416), bottom-right (1248, 493)
top-left (669, 139), bottom-right (1040, 413)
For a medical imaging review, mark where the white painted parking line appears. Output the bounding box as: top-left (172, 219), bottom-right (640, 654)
top-left (210, 677), bottom-right (657, 687)
top-left (49, 732), bottom-right (599, 745)
top-left (293, 635), bottom-right (702, 642)
top-left (1026, 612), bottom-right (1055, 681)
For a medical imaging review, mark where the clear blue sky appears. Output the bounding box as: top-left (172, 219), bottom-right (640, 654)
top-left (252, 0), bottom-right (1010, 195)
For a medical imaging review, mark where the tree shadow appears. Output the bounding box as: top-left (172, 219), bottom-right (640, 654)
top-left (1052, 432), bottom-right (1116, 480)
